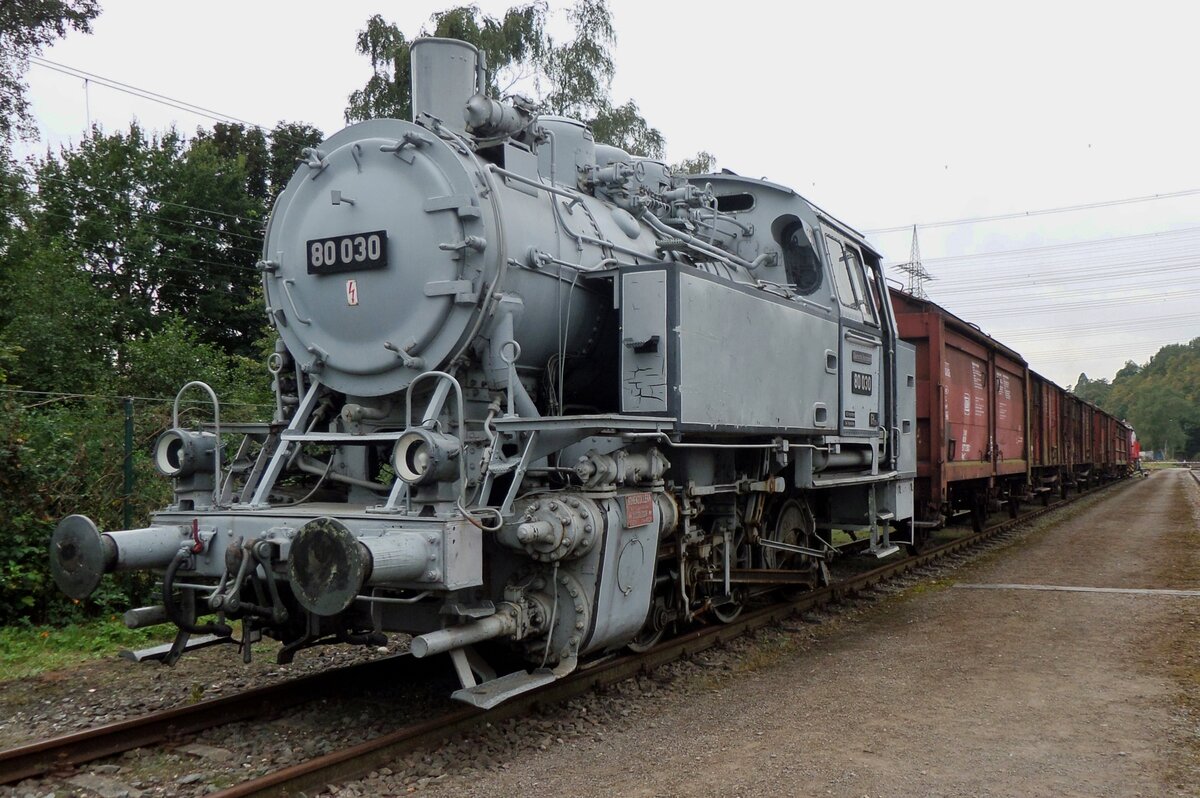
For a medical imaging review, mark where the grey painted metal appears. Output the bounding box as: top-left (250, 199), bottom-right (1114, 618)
top-left (49, 515), bottom-right (109, 599)
top-left (620, 270), bottom-right (669, 413)
top-left (410, 38), bottom-right (482, 134)
top-left (119, 634), bottom-right (229, 662)
top-left (410, 611), bottom-right (518, 658)
top-left (261, 114), bottom-right (659, 397)
top-left (535, 117), bottom-right (594, 188)
top-left (675, 270), bottom-right (838, 431)
top-left (106, 525), bottom-right (188, 569)
top-left (248, 380), bottom-right (321, 507)
top-left (450, 668), bottom-right (557, 709)
top-left (49, 515), bottom-right (187, 599)
top-left (122, 605), bottom-right (169, 629)
top-left (172, 381), bottom-right (222, 507)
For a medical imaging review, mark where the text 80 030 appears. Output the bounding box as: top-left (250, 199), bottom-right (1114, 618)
top-left (306, 231), bottom-right (388, 275)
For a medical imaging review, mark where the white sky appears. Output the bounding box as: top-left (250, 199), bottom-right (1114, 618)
top-left (19, 0), bottom-right (1200, 388)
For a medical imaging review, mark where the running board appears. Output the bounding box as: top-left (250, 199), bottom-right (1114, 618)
top-left (451, 668), bottom-right (558, 709)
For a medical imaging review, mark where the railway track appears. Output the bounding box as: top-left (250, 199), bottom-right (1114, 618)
top-left (0, 479), bottom-right (1127, 794)
top-left (0, 653), bottom-right (442, 785)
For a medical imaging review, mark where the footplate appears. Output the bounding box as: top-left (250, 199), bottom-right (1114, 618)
top-left (450, 669), bottom-right (558, 709)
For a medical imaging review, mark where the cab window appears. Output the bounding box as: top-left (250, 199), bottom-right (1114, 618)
top-left (842, 244), bottom-right (878, 325)
top-left (826, 235), bottom-right (860, 320)
top-left (863, 263), bottom-right (885, 326)
top-left (781, 221), bottom-right (823, 295)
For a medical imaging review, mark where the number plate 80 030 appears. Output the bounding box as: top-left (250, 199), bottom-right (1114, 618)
top-left (306, 231), bottom-right (388, 275)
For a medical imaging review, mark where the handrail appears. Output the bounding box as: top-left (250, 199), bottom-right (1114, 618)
top-left (173, 381), bottom-right (222, 508)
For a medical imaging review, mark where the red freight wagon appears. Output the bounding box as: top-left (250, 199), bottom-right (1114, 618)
top-left (1062, 393), bottom-right (1083, 472)
top-left (1115, 421), bottom-right (1132, 473)
top-left (890, 293), bottom-right (1029, 531)
top-left (1062, 393), bottom-right (1098, 487)
top-left (1079, 400), bottom-right (1095, 468)
top-left (1029, 371), bottom-right (1069, 501)
top-left (1092, 409), bottom-right (1112, 475)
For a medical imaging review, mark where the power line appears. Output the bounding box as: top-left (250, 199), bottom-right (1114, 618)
top-left (31, 56), bottom-right (270, 132)
top-left (0, 387), bottom-right (273, 408)
top-left (923, 250), bottom-right (1200, 294)
top-left (29, 57), bottom-right (326, 153)
top-left (864, 187), bottom-right (1200, 235)
top-left (930, 256), bottom-right (1200, 297)
top-left (884, 223), bottom-right (1200, 267)
top-left (958, 288), bottom-right (1200, 319)
top-left (986, 313), bottom-right (1199, 341)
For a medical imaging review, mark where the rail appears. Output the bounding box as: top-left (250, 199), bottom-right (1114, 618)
top-left (0, 655), bottom-right (434, 785)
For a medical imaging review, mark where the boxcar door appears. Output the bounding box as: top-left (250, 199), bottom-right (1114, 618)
top-left (994, 356), bottom-right (1027, 476)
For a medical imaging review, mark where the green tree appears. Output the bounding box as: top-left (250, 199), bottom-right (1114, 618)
top-left (1127, 388), bottom-right (1196, 459)
top-left (591, 100), bottom-right (665, 159)
top-left (0, 239), bottom-right (115, 394)
top-left (266, 122), bottom-right (325, 204)
top-left (1115, 360), bottom-right (1141, 381)
top-left (1071, 373), bottom-right (1111, 406)
top-left (28, 123), bottom-right (270, 359)
top-left (672, 151), bottom-right (718, 175)
top-left (345, 1), bottom-right (665, 157)
top-left (1091, 338), bottom-right (1200, 458)
top-left (0, 0), bottom-right (101, 152)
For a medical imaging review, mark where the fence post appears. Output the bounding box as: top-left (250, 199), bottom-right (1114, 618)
top-left (123, 397), bottom-right (134, 529)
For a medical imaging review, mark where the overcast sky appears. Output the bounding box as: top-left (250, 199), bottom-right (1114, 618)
top-left (20, 0), bottom-right (1200, 388)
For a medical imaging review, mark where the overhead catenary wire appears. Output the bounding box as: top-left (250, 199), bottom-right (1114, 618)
top-left (864, 187), bottom-right (1200, 235)
top-left (32, 56), bottom-right (267, 133)
top-left (883, 223), bottom-right (1200, 268)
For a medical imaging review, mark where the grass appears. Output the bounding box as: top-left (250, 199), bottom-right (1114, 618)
top-left (0, 617), bottom-right (174, 680)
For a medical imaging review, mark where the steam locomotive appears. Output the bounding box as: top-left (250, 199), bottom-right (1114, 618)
top-left (50, 37), bottom-right (1120, 708)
